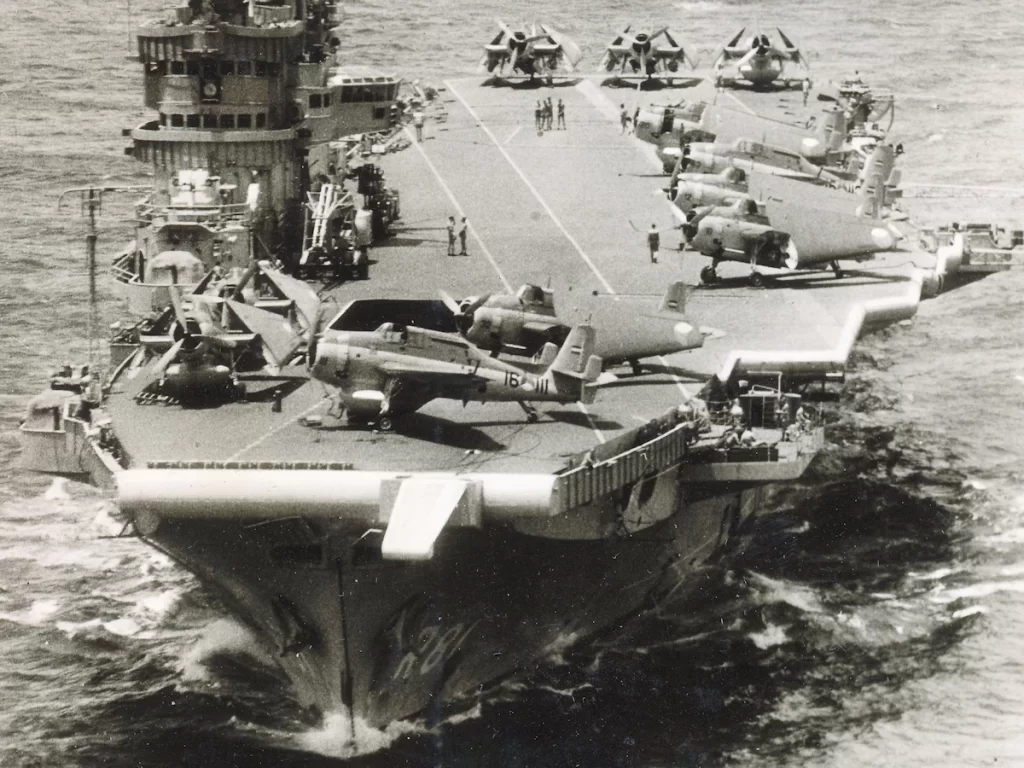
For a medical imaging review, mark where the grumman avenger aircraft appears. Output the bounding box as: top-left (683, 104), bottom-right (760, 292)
top-left (673, 162), bottom-right (903, 286)
top-left (308, 322), bottom-right (602, 431)
top-left (600, 25), bottom-right (697, 82)
top-left (639, 107), bottom-right (847, 173)
top-left (480, 20), bottom-right (583, 80)
top-left (124, 271), bottom-right (309, 406)
top-left (669, 142), bottom-right (902, 216)
top-left (712, 27), bottom-right (809, 88)
top-left (436, 281), bottom-right (705, 369)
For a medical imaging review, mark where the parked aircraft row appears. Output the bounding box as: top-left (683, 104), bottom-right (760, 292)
top-left (481, 21), bottom-right (810, 87)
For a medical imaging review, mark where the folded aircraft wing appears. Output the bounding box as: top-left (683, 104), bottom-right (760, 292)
top-left (225, 299), bottom-right (304, 368)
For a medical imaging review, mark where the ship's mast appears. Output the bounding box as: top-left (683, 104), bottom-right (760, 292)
top-left (58, 185), bottom-right (150, 375)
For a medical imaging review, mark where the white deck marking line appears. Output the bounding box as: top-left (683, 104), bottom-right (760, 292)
top-left (577, 402), bottom-right (606, 443)
top-left (503, 125), bottom-right (521, 145)
top-left (445, 80), bottom-right (617, 296)
top-left (403, 125), bottom-right (514, 294)
top-left (227, 399), bottom-right (326, 462)
top-left (723, 90), bottom-right (756, 116)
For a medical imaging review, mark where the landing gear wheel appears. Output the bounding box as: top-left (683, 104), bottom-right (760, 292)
top-left (358, 263), bottom-right (369, 280)
top-left (526, 411), bottom-right (539, 424)
top-left (748, 271), bottom-right (765, 288)
top-left (700, 266), bottom-right (718, 284)
top-left (377, 416), bottom-right (394, 432)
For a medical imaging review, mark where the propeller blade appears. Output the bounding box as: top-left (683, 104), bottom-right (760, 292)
top-left (496, 18), bottom-right (514, 40)
top-left (650, 27), bottom-right (669, 42)
top-left (464, 293), bottom-right (492, 315)
top-left (154, 338), bottom-right (185, 376)
top-left (438, 290), bottom-right (461, 316)
top-left (776, 27), bottom-right (797, 50)
top-left (663, 29), bottom-right (679, 48)
top-left (168, 285), bottom-right (189, 329)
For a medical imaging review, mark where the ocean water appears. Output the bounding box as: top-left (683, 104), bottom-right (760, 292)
top-left (2, 0), bottom-right (1024, 765)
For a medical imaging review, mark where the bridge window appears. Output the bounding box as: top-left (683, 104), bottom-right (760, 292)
top-left (186, 114), bottom-right (200, 128)
top-left (309, 93), bottom-right (322, 109)
top-left (170, 113), bottom-right (184, 127)
top-left (203, 114), bottom-right (217, 129)
top-left (254, 60), bottom-right (267, 77)
top-left (186, 60), bottom-right (200, 76)
top-left (236, 60), bottom-right (253, 76)
top-left (323, 93), bottom-right (331, 108)
top-left (255, 112), bottom-right (266, 128)
top-left (237, 113), bottom-right (252, 128)
top-left (220, 60), bottom-right (235, 76)
top-left (373, 106), bottom-right (387, 120)
top-left (267, 62), bottom-right (282, 77)
top-left (170, 61), bottom-right (185, 75)
top-left (159, 113), bottom-right (167, 126)
top-left (219, 114), bottom-right (235, 129)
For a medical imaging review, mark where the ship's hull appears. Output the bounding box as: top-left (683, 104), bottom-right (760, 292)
top-left (140, 465), bottom-right (765, 727)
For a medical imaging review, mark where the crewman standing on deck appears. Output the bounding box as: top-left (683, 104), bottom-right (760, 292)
top-left (535, 101), bottom-right (543, 130)
top-left (620, 104), bottom-right (630, 134)
top-left (802, 77), bottom-right (811, 106)
top-left (647, 224), bottom-right (660, 263)
top-left (446, 216), bottom-right (456, 256)
top-left (557, 99), bottom-right (566, 129)
top-left (413, 109), bottom-right (425, 142)
top-left (458, 217), bottom-right (468, 255)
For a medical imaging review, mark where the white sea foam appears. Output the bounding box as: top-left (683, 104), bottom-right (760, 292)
top-left (951, 605), bottom-right (988, 620)
top-left (55, 618), bottom-right (103, 637)
top-left (179, 619), bottom-right (262, 682)
top-left (103, 617), bottom-right (142, 636)
top-left (0, 598), bottom-right (61, 626)
top-left (43, 477), bottom-right (71, 501)
top-left (749, 623), bottom-right (789, 649)
top-left (295, 710), bottom-right (423, 757)
top-left (929, 579), bottom-right (1024, 603)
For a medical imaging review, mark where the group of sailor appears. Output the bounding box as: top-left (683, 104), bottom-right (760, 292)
top-left (534, 98), bottom-right (566, 131)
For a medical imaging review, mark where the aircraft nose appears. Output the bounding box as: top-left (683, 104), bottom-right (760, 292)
top-left (673, 182), bottom-right (698, 212)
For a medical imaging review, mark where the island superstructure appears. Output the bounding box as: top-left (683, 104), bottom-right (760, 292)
top-left (17, 1), bottom-right (976, 743)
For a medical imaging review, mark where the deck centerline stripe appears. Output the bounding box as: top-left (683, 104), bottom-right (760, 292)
top-left (404, 125), bottom-right (514, 294)
top-left (445, 79), bottom-right (618, 296)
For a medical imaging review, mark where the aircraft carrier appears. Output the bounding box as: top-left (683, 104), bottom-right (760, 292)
top-left (16, 0), bottom-right (974, 743)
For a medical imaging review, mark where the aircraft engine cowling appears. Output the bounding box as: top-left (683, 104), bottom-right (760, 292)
top-left (673, 182), bottom-right (705, 214)
top-left (311, 336), bottom-right (350, 385)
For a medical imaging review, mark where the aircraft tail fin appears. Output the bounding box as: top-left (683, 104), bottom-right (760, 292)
top-left (658, 281), bottom-right (689, 315)
top-left (815, 108), bottom-right (846, 154)
top-left (545, 325), bottom-right (602, 401)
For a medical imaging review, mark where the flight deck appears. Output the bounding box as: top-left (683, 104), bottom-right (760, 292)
top-left (104, 77), bottom-right (935, 474)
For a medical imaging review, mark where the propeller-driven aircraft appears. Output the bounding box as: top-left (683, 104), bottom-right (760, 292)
top-left (637, 103), bottom-right (847, 172)
top-left (437, 281), bottom-right (704, 368)
top-left (600, 25), bottom-right (696, 81)
top-left (125, 270), bottom-right (308, 405)
top-left (480, 20), bottom-right (583, 80)
top-left (673, 157), bottom-right (903, 285)
top-left (713, 27), bottom-right (809, 88)
top-left (308, 321), bottom-right (602, 430)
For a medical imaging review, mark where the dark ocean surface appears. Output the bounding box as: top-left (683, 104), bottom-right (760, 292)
top-left (2, 0), bottom-right (1023, 765)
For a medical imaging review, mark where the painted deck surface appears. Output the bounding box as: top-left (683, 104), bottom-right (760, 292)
top-left (106, 77), bottom-right (930, 473)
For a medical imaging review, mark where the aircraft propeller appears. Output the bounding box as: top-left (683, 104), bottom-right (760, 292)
top-left (439, 290), bottom-right (492, 335)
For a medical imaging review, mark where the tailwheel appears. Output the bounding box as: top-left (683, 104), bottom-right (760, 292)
top-left (526, 411), bottom-right (539, 424)
top-left (630, 359), bottom-right (643, 376)
top-left (700, 265), bottom-right (718, 284)
top-left (830, 260), bottom-right (843, 279)
top-left (748, 271), bottom-right (765, 288)
top-left (519, 401), bottom-right (540, 424)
